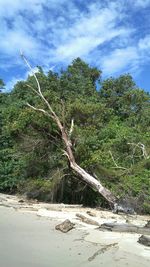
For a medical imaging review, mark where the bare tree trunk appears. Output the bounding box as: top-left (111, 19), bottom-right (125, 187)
top-left (61, 127), bottom-right (117, 206)
top-left (21, 54), bottom-right (117, 209)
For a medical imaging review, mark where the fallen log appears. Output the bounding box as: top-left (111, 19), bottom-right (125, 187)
top-left (99, 222), bottom-right (150, 235)
top-left (86, 211), bottom-right (96, 217)
top-left (138, 235), bottom-right (150, 247)
top-left (88, 243), bottom-right (118, 262)
top-left (145, 220), bottom-right (150, 228)
top-left (76, 213), bottom-right (100, 226)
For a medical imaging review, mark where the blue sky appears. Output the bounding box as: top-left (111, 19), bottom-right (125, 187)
top-left (0, 0), bottom-right (150, 92)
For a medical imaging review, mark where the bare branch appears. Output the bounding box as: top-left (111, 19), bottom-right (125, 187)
top-left (109, 150), bottom-right (118, 167)
top-left (109, 150), bottom-right (127, 170)
top-left (61, 99), bottom-right (65, 127)
top-left (26, 103), bottom-right (53, 119)
top-left (20, 52), bottom-right (59, 119)
top-left (138, 142), bottom-right (149, 159)
top-left (20, 52), bottom-right (41, 94)
top-left (69, 118), bottom-right (74, 137)
top-left (62, 150), bottom-right (70, 160)
top-left (127, 142), bottom-right (149, 160)
top-left (26, 84), bottom-right (41, 97)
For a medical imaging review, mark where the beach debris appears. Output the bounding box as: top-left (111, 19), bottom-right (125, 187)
top-left (144, 220), bottom-right (150, 228)
top-left (76, 213), bottom-right (99, 226)
top-left (88, 243), bottom-right (118, 262)
top-left (18, 199), bottom-right (24, 203)
top-left (113, 203), bottom-right (135, 214)
top-left (86, 210), bottom-right (96, 217)
top-left (99, 222), bottom-right (150, 235)
top-left (138, 235), bottom-right (150, 247)
top-left (55, 219), bottom-right (75, 233)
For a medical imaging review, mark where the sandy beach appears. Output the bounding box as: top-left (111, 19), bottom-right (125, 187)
top-left (0, 193), bottom-right (150, 267)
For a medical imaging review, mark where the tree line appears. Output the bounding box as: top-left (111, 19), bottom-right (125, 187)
top-left (0, 58), bottom-right (150, 213)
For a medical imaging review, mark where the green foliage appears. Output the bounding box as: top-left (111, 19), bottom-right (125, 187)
top-left (0, 79), bottom-right (5, 91)
top-left (0, 63), bottom-right (150, 213)
top-left (59, 58), bottom-right (101, 100)
top-left (0, 148), bottom-right (25, 191)
top-left (18, 178), bottom-right (54, 201)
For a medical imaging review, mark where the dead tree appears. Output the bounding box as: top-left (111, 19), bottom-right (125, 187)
top-left (21, 54), bottom-right (118, 209)
top-left (127, 142), bottom-right (149, 163)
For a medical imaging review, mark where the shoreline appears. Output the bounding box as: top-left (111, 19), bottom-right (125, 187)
top-left (0, 193), bottom-right (150, 266)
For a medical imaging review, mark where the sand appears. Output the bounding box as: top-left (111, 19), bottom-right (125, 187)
top-left (0, 193), bottom-right (150, 267)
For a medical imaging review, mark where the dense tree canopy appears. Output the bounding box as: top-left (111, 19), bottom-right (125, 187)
top-left (0, 59), bottom-right (150, 212)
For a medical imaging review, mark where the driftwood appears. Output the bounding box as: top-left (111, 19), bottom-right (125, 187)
top-left (88, 243), bottom-right (118, 262)
top-left (113, 203), bottom-right (135, 214)
top-left (138, 235), bottom-right (150, 247)
top-left (99, 222), bottom-right (150, 235)
top-left (18, 199), bottom-right (25, 203)
top-left (86, 210), bottom-right (96, 217)
top-left (55, 219), bottom-right (75, 233)
top-left (76, 213), bottom-right (100, 226)
top-left (145, 220), bottom-right (150, 228)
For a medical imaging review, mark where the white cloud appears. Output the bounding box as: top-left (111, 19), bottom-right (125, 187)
top-left (0, 0), bottom-right (131, 67)
top-left (101, 47), bottom-right (139, 75)
top-left (53, 3), bottom-right (131, 61)
top-left (0, 0), bottom-right (46, 17)
top-left (138, 35), bottom-right (150, 51)
top-left (0, 0), bottom-right (150, 91)
top-left (5, 77), bottom-right (22, 92)
top-left (133, 0), bottom-right (150, 7)
top-left (0, 30), bottom-right (39, 56)
top-left (100, 33), bottom-right (150, 76)
top-left (5, 66), bottom-right (40, 92)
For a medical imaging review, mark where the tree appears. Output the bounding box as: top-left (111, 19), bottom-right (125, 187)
top-left (0, 79), bottom-right (5, 92)
top-left (100, 75), bottom-right (135, 117)
top-left (0, 89), bottom-right (25, 191)
top-left (21, 54), bottom-right (117, 209)
top-left (60, 58), bottom-right (101, 100)
top-left (1, 60), bottom-right (149, 213)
